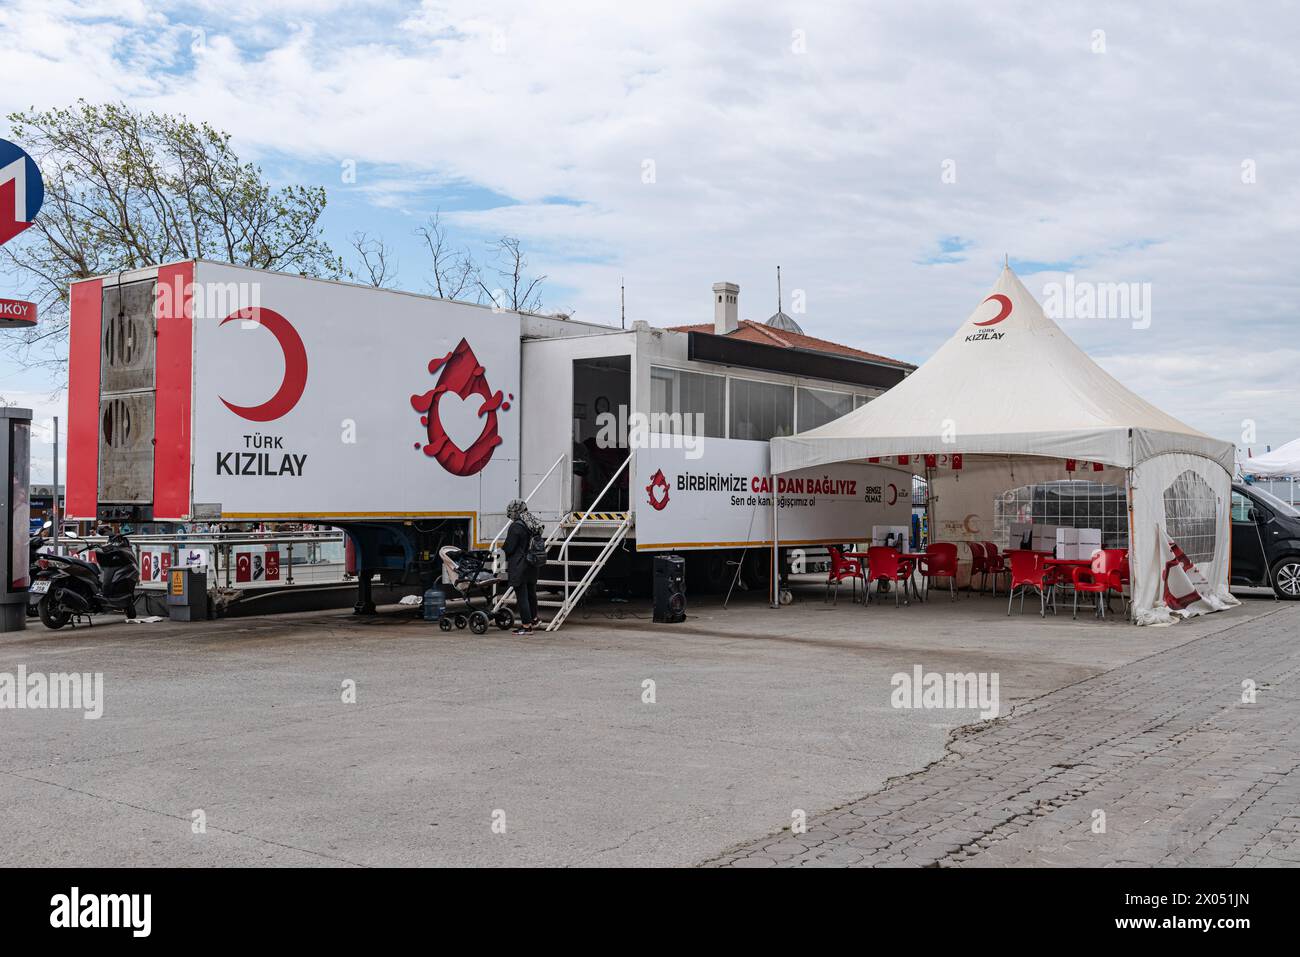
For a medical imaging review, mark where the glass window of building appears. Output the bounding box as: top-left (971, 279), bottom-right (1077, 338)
top-left (729, 377), bottom-right (794, 441)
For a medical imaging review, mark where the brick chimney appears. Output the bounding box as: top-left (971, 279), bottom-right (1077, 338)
top-left (713, 281), bottom-right (739, 335)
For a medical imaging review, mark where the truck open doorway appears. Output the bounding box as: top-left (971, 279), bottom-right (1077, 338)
top-left (572, 356), bottom-right (630, 513)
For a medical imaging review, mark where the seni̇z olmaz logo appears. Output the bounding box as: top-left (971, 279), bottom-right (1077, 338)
top-left (410, 338), bottom-right (511, 477)
top-left (0, 138), bottom-right (44, 247)
top-left (966, 293), bottom-right (1011, 343)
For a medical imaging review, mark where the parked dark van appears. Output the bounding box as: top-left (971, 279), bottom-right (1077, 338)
top-left (1231, 483), bottom-right (1300, 599)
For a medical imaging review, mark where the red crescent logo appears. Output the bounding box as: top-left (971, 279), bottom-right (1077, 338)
top-left (218, 308), bottom-right (308, 421)
top-left (886, 483), bottom-right (898, 506)
top-left (974, 294), bottom-right (1012, 326)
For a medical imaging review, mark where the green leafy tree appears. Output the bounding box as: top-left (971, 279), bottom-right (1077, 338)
top-left (2, 101), bottom-right (343, 368)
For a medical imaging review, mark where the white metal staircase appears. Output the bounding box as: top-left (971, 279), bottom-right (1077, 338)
top-left (491, 455), bottom-right (632, 632)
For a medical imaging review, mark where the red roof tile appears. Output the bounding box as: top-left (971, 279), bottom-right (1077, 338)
top-left (666, 320), bottom-right (913, 368)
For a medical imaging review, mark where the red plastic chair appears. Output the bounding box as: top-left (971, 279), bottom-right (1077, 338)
top-left (919, 542), bottom-right (959, 601)
top-left (1070, 551), bottom-right (1112, 620)
top-left (825, 545), bottom-right (863, 605)
top-left (967, 542), bottom-right (988, 598)
top-left (981, 542), bottom-right (1008, 596)
top-left (865, 546), bottom-right (910, 608)
top-left (1096, 548), bottom-right (1130, 617)
top-left (1006, 549), bottom-right (1055, 617)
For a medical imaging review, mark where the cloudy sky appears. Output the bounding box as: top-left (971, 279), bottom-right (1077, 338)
top-left (1, 0), bottom-right (1297, 481)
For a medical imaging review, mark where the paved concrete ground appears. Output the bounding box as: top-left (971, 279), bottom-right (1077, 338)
top-left (0, 587), bottom-right (1284, 866)
top-left (709, 599), bottom-right (1300, 867)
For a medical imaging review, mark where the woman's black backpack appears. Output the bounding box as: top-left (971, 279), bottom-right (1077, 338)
top-left (526, 526), bottom-right (549, 568)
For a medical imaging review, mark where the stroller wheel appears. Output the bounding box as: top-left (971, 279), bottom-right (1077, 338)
top-left (438, 616), bottom-right (453, 632)
top-left (454, 614), bottom-right (467, 630)
top-left (468, 610), bottom-right (490, 635)
top-left (494, 608), bottom-right (515, 630)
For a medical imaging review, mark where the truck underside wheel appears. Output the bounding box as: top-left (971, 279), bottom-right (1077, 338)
top-left (1271, 558), bottom-right (1300, 600)
top-left (439, 616), bottom-right (453, 631)
top-left (494, 608), bottom-right (514, 630)
top-left (468, 610), bottom-right (490, 635)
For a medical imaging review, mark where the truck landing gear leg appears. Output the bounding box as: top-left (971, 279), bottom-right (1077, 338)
top-left (353, 571), bottom-right (377, 615)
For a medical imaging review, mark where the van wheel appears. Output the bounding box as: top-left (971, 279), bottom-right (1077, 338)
top-left (38, 595), bottom-right (71, 630)
top-left (1270, 558), bottom-right (1300, 600)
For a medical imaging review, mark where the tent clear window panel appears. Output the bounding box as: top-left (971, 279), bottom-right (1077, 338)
top-left (649, 367), bottom-right (725, 438)
top-left (797, 387), bottom-right (853, 432)
top-left (728, 378), bottom-right (794, 441)
top-left (993, 480), bottom-right (1129, 549)
top-left (854, 394), bottom-right (873, 409)
top-left (1162, 470), bottom-right (1218, 565)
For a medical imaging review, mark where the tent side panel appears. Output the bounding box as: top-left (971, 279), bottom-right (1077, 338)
top-left (1130, 452), bottom-right (1238, 625)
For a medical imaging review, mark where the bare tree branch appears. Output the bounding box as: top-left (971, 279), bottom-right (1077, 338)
top-left (347, 231), bottom-right (397, 288)
top-left (476, 235), bottom-right (545, 313)
top-left (414, 211), bottom-right (478, 301)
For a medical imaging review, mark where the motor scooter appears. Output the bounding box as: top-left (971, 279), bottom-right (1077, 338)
top-left (32, 532), bottom-right (140, 629)
top-left (26, 520), bottom-right (53, 618)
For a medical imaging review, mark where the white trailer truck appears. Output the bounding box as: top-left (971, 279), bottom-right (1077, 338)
top-left (66, 261), bottom-right (914, 626)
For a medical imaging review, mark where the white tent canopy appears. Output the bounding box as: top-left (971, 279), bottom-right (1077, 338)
top-left (770, 267), bottom-right (1238, 625)
top-left (1244, 438), bottom-right (1300, 478)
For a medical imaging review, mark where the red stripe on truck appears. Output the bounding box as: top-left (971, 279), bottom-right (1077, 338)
top-left (65, 278), bottom-right (103, 520)
top-left (153, 262), bottom-right (194, 520)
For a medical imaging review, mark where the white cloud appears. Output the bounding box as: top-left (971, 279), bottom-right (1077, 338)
top-left (0, 0), bottom-right (1296, 448)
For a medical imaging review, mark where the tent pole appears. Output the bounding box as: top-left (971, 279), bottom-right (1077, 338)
top-left (1125, 468), bottom-right (1137, 624)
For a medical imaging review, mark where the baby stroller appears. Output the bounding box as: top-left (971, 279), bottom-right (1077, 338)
top-left (436, 545), bottom-right (515, 634)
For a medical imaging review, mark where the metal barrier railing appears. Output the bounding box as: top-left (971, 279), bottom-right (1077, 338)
top-left (35, 531), bottom-right (347, 589)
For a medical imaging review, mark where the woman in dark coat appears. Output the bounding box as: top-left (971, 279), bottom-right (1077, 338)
top-left (502, 499), bottom-right (542, 635)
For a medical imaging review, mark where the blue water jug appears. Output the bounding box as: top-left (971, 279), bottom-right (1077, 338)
top-left (423, 585), bottom-right (446, 622)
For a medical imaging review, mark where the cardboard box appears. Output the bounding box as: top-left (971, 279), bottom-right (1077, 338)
top-left (1008, 522), bottom-right (1032, 550)
top-left (1077, 527), bottom-right (1102, 545)
top-left (1056, 528), bottom-right (1079, 547)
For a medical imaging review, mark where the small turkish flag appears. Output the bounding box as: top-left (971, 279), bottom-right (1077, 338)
top-left (952, 454), bottom-right (963, 470)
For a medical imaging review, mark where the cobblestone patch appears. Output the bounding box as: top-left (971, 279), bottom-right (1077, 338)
top-left (707, 605), bottom-right (1300, 867)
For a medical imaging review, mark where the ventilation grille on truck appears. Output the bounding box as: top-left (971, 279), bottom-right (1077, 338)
top-left (97, 279), bottom-right (157, 507)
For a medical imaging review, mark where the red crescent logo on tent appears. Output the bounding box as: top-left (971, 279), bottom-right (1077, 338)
top-left (219, 308), bottom-right (308, 421)
top-left (974, 294), bottom-right (1012, 326)
top-left (886, 483), bottom-right (898, 506)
